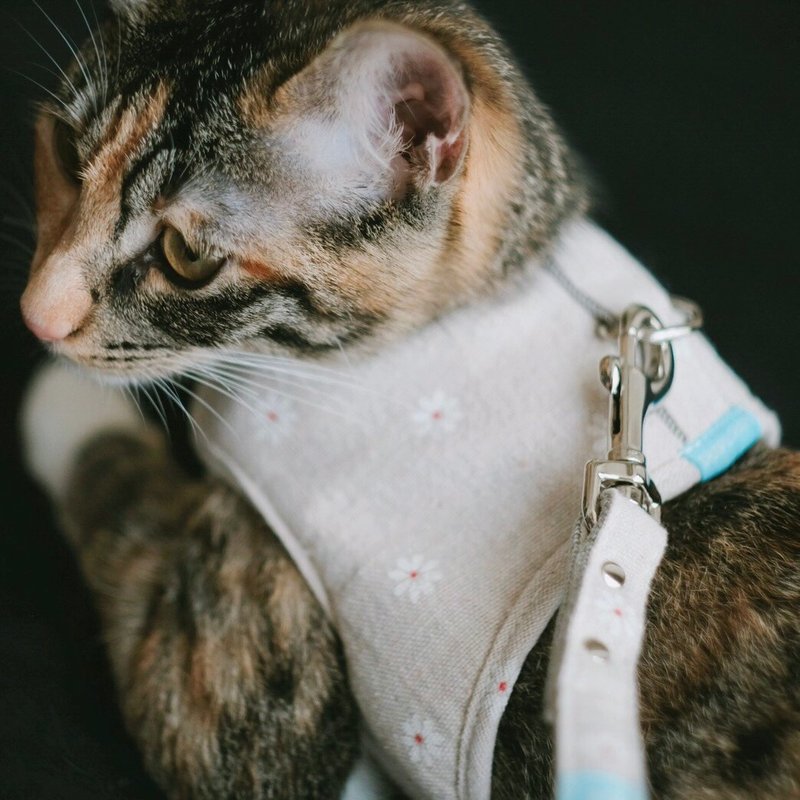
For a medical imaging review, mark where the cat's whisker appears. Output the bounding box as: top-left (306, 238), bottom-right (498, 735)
top-left (17, 23), bottom-right (82, 105)
top-left (113, 13), bottom-right (122, 88)
top-left (123, 385), bottom-right (140, 420)
top-left (28, 58), bottom-right (70, 86)
top-left (148, 385), bottom-right (174, 441)
top-left (186, 362), bottom-right (365, 425)
top-left (180, 362), bottom-right (254, 405)
top-left (31, 0), bottom-right (95, 103)
top-left (85, 0), bottom-right (108, 77)
top-left (207, 352), bottom-right (408, 409)
top-left (212, 348), bottom-right (367, 383)
top-left (132, 370), bottom-right (192, 438)
top-left (178, 358), bottom-right (276, 410)
top-left (196, 360), bottom-right (367, 418)
top-left (191, 356), bottom-right (331, 397)
top-left (72, 0), bottom-right (108, 100)
top-left (173, 379), bottom-right (239, 440)
top-left (137, 383), bottom-right (169, 433)
top-left (10, 69), bottom-right (76, 121)
top-left (154, 375), bottom-right (206, 445)
top-left (201, 356), bottom-right (362, 394)
top-left (187, 361), bottom-right (361, 433)
top-left (123, 384), bottom-right (149, 427)
top-left (181, 368), bottom-right (269, 430)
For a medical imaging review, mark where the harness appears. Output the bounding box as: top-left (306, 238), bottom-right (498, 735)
top-left (195, 218), bottom-right (779, 799)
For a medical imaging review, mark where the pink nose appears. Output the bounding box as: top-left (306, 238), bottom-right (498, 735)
top-left (20, 288), bottom-right (92, 343)
top-left (22, 313), bottom-right (75, 342)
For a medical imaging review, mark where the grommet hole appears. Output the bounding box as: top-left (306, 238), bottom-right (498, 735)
top-left (602, 561), bottom-right (626, 588)
top-left (584, 639), bottom-right (610, 662)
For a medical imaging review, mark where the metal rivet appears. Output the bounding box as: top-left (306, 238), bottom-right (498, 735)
top-left (602, 561), bottom-right (626, 588)
top-left (584, 639), bottom-right (610, 662)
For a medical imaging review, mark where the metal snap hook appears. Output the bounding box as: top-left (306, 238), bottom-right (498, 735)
top-left (582, 298), bottom-right (704, 529)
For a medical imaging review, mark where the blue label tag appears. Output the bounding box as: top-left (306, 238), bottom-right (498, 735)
top-left (682, 406), bottom-right (762, 482)
top-left (558, 771), bottom-right (648, 800)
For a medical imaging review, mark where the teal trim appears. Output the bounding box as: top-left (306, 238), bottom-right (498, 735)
top-left (557, 771), bottom-right (648, 800)
top-left (682, 406), bottom-right (762, 481)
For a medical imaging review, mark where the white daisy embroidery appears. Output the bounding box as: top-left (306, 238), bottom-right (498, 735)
top-left (412, 390), bottom-right (463, 435)
top-left (253, 393), bottom-right (296, 444)
top-left (487, 667), bottom-right (514, 711)
top-left (389, 555), bottom-right (442, 603)
top-left (402, 714), bottom-right (445, 767)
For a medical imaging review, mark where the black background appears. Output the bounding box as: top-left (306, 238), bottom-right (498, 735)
top-left (0, 1), bottom-right (797, 798)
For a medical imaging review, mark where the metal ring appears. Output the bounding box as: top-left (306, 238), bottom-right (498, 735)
top-left (637, 296), bottom-right (703, 345)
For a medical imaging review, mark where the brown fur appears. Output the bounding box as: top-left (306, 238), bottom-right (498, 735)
top-left (493, 446), bottom-right (800, 799)
top-left (62, 431), bottom-right (358, 800)
top-left (31, 115), bottom-right (79, 270)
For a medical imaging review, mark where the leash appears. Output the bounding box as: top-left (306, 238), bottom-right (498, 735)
top-left (550, 299), bottom-right (702, 800)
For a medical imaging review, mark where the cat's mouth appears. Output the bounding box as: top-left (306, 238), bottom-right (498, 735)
top-left (47, 339), bottom-right (209, 386)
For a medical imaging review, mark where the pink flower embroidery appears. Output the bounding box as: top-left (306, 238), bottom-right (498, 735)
top-left (389, 555), bottom-right (442, 603)
top-left (402, 714), bottom-right (445, 766)
top-left (253, 393), bottom-right (296, 444)
top-left (412, 390), bottom-right (463, 435)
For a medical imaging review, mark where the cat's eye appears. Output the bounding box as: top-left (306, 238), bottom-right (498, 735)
top-left (54, 119), bottom-right (82, 183)
top-left (161, 226), bottom-right (225, 286)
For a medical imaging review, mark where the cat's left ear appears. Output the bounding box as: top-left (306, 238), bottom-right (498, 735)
top-left (282, 21), bottom-right (470, 193)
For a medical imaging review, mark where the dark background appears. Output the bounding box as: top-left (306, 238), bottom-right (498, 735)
top-left (0, 1), bottom-right (797, 797)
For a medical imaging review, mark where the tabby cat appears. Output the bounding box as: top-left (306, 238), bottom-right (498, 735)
top-left (19, 0), bottom-right (800, 798)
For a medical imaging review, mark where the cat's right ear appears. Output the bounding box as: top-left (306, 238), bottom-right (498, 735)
top-left (275, 21), bottom-right (470, 198)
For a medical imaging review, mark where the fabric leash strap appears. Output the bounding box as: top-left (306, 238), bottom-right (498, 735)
top-left (551, 300), bottom-right (698, 800)
top-left (554, 490), bottom-right (667, 800)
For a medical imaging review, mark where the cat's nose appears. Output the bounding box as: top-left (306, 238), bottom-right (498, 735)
top-left (20, 271), bottom-right (93, 343)
top-left (22, 314), bottom-right (76, 343)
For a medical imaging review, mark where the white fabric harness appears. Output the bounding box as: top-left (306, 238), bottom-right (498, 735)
top-left (195, 219), bottom-right (779, 800)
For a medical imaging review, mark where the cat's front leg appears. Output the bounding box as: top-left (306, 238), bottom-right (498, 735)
top-left (22, 363), bottom-right (359, 800)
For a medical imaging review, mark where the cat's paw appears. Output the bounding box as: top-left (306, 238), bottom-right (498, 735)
top-left (21, 360), bottom-right (147, 501)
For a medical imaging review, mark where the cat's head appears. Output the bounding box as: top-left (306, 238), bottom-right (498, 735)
top-left (21, 0), bottom-right (583, 380)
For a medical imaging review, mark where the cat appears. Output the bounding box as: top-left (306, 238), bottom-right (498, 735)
top-left (19, 0), bottom-right (800, 798)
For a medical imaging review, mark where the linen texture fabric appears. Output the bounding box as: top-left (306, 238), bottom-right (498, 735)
top-left (194, 219), bottom-right (779, 800)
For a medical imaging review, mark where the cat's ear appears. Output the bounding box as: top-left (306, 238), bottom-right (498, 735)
top-left (285, 22), bottom-right (470, 194)
top-left (334, 22), bottom-right (469, 189)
